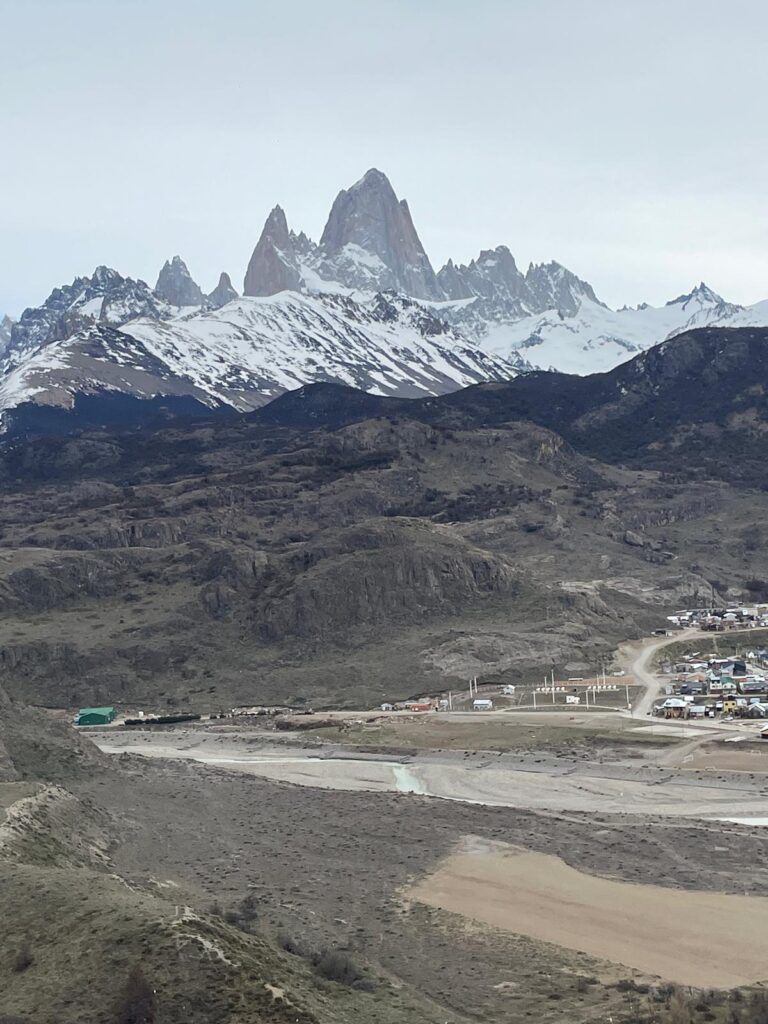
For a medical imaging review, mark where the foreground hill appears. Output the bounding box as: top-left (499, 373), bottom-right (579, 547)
top-left (0, 706), bottom-right (456, 1024)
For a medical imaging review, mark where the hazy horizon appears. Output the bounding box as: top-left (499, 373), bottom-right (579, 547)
top-left (2, 0), bottom-right (767, 316)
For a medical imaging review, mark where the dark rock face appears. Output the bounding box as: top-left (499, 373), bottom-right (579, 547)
top-left (6, 267), bottom-right (166, 364)
top-left (524, 261), bottom-right (602, 317)
top-left (243, 206), bottom-right (303, 296)
top-left (154, 256), bottom-right (204, 307)
top-left (438, 246), bottom-right (531, 313)
top-left (318, 169), bottom-right (442, 300)
top-left (207, 272), bottom-right (238, 308)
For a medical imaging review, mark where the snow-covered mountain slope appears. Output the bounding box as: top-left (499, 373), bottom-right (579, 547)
top-left (5, 265), bottom-right (181, 371)
top-left (0, 291), bottom-right (520, 429)
top-left (4, 261), bottom-right (239, 371)
top-left (474, 284), bottom-right (765, 374)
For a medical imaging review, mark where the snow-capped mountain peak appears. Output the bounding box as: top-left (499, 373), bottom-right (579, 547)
top-left (667, 282), bottom-right (727, 308)
top-left (316, 167), bottom-right (441, 300)
top-left (3, 166), bottom-right (768, 434)
top-left (4, 266), bottom-right (172, 370)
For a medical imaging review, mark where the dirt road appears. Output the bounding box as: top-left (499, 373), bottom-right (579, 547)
top-left (617, 627), bottom-right (699, 717)
top-left (619, 625), bottom-right (763, 718)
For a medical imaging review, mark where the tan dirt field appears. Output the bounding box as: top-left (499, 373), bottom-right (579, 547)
top-left (408, 838), bottom-right (768, 989)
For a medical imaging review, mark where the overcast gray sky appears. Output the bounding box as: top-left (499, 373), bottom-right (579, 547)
top-left (1, 0), bottom-right (766, 316)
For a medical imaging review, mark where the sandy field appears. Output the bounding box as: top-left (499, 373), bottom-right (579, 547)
top-left (408, 838), bottom-right (768, 988)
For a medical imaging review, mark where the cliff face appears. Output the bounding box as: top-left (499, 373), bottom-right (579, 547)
top-left (207, 271), bottom-right (238, 308)
top-left (317, 169), bottom-right (442, 300)
top-left (154, 256), bottom-right (204, 307)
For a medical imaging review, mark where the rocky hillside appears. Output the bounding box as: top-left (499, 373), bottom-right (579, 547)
top-left (0, 686), bottom-right (104, 782)
top-left (0, 714), bottom-right (450, 1024)
top-left (0, 330), bottom-right (764, 711)
top-left (254, 326), bottom-right (768, 486)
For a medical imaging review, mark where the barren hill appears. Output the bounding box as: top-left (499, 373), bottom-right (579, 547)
top-left (0, 327), bottom-right (766, 710)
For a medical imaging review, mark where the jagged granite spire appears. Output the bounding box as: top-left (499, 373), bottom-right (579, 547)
top-left (207, 272), bottom-right (238, 309)
top-left (243, 206), bottom-right (303, 297)
top-left (155, 256), bottom-right (204, 307)
top-left (0, 314), bottom-right (14, 350)
top-left (318, 169), bottom-right (441, 300)
top-left (524, 261), bottom-right (603, 316)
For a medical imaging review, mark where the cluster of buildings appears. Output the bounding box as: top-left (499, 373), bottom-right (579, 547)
top-left (655, 651), bottom-right (768, 720)
top-left (667, 605), bottom-right (768, 630)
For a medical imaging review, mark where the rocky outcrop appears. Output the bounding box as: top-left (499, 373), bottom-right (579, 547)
top-left (154, 256), bottom-right (204, 307)
top-left (317, 169), bottom-right (442, 300)
top-left (257, 522), bottom-right (519, 640)
top-left (243, 206), bottom-right (303, 296)
top-left (207, 271), bottom-right (238, 308)
top-left (438, 246), bottom-right (532, 314)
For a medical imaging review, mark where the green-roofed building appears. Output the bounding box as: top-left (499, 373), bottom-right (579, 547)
top-left (76, 706), bottom-right (116, 726)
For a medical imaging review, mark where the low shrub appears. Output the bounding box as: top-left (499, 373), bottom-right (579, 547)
top-left (12, 942), bottom-right (33, 973)
top-left (311, 949), bottom-right (373, 990)
top-left (114, 965), bottom-right (155, 1024)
